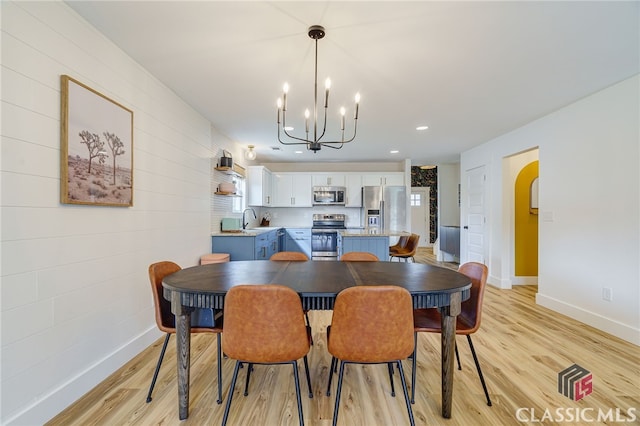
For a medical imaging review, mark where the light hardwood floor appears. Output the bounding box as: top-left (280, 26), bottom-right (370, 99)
top-left (47, 249), bottom-right (639, 425)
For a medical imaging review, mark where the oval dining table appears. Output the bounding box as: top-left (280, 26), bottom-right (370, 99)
top-left (162, 259), bottom-right (471, 421)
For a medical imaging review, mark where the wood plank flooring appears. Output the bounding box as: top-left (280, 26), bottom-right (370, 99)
top-left (46, 249), bottom-right (640, 425)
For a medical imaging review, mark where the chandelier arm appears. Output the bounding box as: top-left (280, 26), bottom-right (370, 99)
top-left (316, 104), bottom-right (329, 142)
top-left (278, 131), bottom-right (314, 145)
top-left (280, 110), bottom-right (311, 143)
top-left (320, 142), bottom-right (344, 149)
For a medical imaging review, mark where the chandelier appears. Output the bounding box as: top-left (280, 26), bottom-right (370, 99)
top-left (277, 25), bottom-right (360, 153)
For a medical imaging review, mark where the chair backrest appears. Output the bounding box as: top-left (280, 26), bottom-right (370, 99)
top-left (390, 235), bottom-right (409, 249)
top-left (457, 262), bottom-right (489, 333)
top-left (148, 261), bottom-right (181, 332)
top-left (404, 233), bottom-right (420, 255)
top-left (270, 251), bottom-right (309, 261)
top-left (223, 284), bottom-right (310, 363)
top-left (328, 286), bottom-right (414, 363)
top-left (340, 252), bottom-right (379, 262)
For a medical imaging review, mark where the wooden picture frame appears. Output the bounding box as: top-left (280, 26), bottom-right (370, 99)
top-left (60, 75), bottom-right (133, 206)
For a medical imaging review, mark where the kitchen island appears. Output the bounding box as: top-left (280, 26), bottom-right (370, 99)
top-left (339, 228), bottom-right (410, 260)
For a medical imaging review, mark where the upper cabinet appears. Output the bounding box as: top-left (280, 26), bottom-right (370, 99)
top-left (247, 166), bottom-right (272, 206)
top-left (362, 173), bottom-right (404, 186)
top-left (272, 173), bottom-right (312, 207)
top-left (312, 173), bottom-right (345, 187)
top-left (345, 174), bottom-right (362, 207)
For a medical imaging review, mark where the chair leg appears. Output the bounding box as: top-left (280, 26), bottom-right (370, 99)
top-left (396, 360), bottom-right (416, 426)
top-left (243, 363), bottom-right (254, 396)
top-left (216, 333), bottom-right (223, 404)
top-left (146, 333), bottom-right (171, 403)
top-left (326, 356), bottom-right (336, 396)
top-left (292, 360), bottom-right (305, 425)
top-left (303, 355), bottom-right (313, 398)
top-left (332, 361), bottom-right (347, 426)
top-left (467, 335), bottom-right (492, 406)
top-left (455, 340), bottom-right (462, 370)
top-left (411, 332), bottom-right (417, 404)
top-left (387, 362), bottom-right (396, 397)
top-left (305, 311), bottom-right (313, 345)
top-left (222, 361), bottom-right (242, 426)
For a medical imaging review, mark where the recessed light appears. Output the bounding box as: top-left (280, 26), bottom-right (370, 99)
top-left (295, 151), bottom-right (303, 154)
top-left (416, 125), bottom-right (429, 131)
top-left (390, 150), bottom-right (399, 154)
top-left (284, 126), bottom-right (294, 131)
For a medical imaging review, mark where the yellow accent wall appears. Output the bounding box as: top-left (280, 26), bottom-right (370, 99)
top-left (515, 161), bottom-right (539, 276)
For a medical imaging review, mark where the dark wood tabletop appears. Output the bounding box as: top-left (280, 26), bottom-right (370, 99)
top-left (163, 260), bottom-right (471, 310)
top-left (162, 260), bottom-right (471, 421)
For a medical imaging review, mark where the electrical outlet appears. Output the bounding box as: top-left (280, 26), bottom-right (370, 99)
top-left (602, 287), bottom-right (613, 301)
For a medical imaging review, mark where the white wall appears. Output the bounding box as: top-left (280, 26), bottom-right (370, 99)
top-left (1, 2), bottom-right (218, 423)
top-left (460, 75), bottom-right (639, 345)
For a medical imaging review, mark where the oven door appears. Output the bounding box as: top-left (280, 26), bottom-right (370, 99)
top-left (311, 230), bottom-right (338, 260)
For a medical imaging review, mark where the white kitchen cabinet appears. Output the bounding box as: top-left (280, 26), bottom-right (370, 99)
top-left (362, 172), bottom-right (404, 186)
top-left (272, 173), bottom-right (312, 207)
top-left (312, 173), bottom-right (345, 187)
top-left (345, 174), bottom-right (362, 207)
top-left (247, 166), bottom-right (272, 207)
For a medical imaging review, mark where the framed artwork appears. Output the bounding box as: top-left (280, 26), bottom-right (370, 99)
top-left (60, 75), bottom-right (133, 206)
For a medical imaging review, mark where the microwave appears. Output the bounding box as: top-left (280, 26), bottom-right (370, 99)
top-left (312, 186), bottom-right (346, 206)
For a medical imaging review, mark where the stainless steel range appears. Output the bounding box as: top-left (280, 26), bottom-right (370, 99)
top-left (311, 214), bottom-right (346, 261)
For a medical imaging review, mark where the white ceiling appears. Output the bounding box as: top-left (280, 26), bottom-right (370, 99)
top-left (67, 1), bottom-right (639, 165)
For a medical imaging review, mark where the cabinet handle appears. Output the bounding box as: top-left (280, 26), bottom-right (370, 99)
top-left (291, 197), bottom-right (295, 205)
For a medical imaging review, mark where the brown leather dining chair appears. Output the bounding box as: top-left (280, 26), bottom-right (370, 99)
top-left (389, 235), bottom-right (409, 258)
top-left (389, 233), bottom-right (420, 262)
top-left (221, 284), bottom-right (313, 426)
top-left (411, 262), bottom-right (492, 406)
top-left (270, 251), bottom-right (309, 261)
top-left (147, 261), bottom-right (224, 404)
top-left (326, 285), bottom-right (416, 426)
top-left (340, 251), bottom-right (379, 261)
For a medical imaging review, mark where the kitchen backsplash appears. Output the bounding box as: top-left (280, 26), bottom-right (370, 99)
top-left (257, 206), bottom-right (363, 228)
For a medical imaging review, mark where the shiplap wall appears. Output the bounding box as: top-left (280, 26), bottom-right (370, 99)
top-left (1, 2), bottom-right (215, 423)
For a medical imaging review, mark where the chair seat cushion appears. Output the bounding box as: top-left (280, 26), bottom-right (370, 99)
top-left (413, 308), bottom-right (474, 334)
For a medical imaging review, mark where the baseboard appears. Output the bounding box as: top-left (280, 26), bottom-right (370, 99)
top-left (536, 293), bottom-right (640, 346)
top-left (489, 274), bottom-right (512, 289)
top-left (511, 276), bottom-right (538, 285)
top-left (6, 327), bottom-right (161, 425)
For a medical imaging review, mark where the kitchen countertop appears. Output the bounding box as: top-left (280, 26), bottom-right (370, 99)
top-left (211, 227), bottom-right (283, 236)
top-left (340, 228), bottom-right (410, 237)
top-left (212, 227), bottom-right (409, 237)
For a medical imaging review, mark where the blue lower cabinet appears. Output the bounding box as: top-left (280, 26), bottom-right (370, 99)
top-left (340, 236), bottom-right (389, 261)
top-left (284, 228), bottom-right (311, 259)
top-left (212, 229), bottom-right (281, 261)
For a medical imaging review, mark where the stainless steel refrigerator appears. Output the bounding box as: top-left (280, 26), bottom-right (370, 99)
top-left (362, 186), bottom-right (407, 231)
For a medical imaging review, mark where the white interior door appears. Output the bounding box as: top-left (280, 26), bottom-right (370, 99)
top-left (464, 166), bottom-right (486, 263)
top-left (410, 188), bottom-right (430, 247)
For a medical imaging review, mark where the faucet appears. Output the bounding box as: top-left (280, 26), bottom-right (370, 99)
top-left (242, 208), bottom-right (257, 230)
